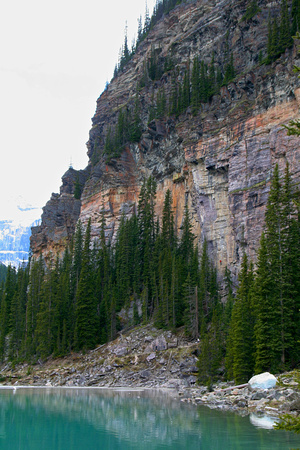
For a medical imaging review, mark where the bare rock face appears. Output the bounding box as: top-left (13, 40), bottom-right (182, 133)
top-left (30, 167), bottom-right (89, 262)
top-left (31, 0), bottom-right (300, 280)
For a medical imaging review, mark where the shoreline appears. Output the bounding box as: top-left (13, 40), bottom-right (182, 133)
top-left (0, 326), bottom-right (299, 421)
top-left (1, 375), bottom-right (299, 422)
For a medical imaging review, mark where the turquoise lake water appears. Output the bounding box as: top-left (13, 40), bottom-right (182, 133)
top-left (0, 387), bottom-right (299, 449)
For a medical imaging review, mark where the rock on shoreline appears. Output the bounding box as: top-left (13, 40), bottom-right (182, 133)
top-left (180, 371), bottom-right (300, 419)
top-left (0, 325), bottom-right (299, 421)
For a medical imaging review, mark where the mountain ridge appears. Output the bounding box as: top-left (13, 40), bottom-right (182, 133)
top-left (30, 0), bottom-right (300, 284)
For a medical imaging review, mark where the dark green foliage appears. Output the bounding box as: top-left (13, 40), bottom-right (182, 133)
top-left (291, 0), bottom-right (300, 35)
top-left (266, 0), bottom-right (293, 63)
top-left (74, 175), bottom-right (82, 199)
top-left (147, 46), bottom-right (164, 81)
top-left (197, 306), bottom-right (223, 384)
top-left (74, 219), bottom-right (98, 350)
top-left (8, 263), bottom-right (28, 361)
top-left (253, 164), bottom-right (300, 372)
top-left (191, 56), bottom-right (200, 114)
top-left (35, 258), bottom-right (59, 359)
top-left (274, 414), bottom-right (300, 433)
top-left (104, 103), bottom-right (143, 161)
top-left (225, 254), bottom-right (255, 383)
top-left (179, 202), bottom-right (195, 269)
top-left (25, 256), bottom-right (44, 359)
top-left (0, 263), bottom-right (7, 285)
top-left (223, 266), bottom-right (234, 336)
top-left (2, 161), bottom-right (298, 390)
top-left (117, 23), bottom-right (131, 74)
top-left (279, 0), bottom-right (293, 53)
top-left (161, 189), bottom-right (176, 250)
top-left (113, 0), bottom-right (186, 79)
top-left (284, 31), bottom-right (300, 135)
top-left (241, 0), bottom-right (261, 22)
top-left (224, 164), bottom-right (300, 383)
top-left (190, 54), bottom-right (224, 114)
top-left (223, 53), bottom-right (235, 85)
top-left (151, 0), bottom-right (185, 28)
top-left (155, 86), bottom-right (167, 119)
top-left (130, 97), bottom-right (143, 142)
top-left (0, 265), bottom-right (17, 359)
top-left (284, 117), bottom-right (300, 135)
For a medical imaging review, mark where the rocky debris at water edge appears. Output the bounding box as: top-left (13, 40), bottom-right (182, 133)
top-left (0, 325), bottom-right (299, 421)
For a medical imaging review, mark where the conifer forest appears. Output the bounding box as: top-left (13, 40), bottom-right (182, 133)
top-left (0, 0), bottom-right (300, 391)
top-left (0, 165), bottom-right (299, 385)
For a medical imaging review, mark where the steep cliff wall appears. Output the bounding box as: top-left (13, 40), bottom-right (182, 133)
top-left (31, 0), bottom-right (300, 279)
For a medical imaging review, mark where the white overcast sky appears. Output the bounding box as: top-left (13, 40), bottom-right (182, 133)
top-left (0, 0), bottom-right (156, 225)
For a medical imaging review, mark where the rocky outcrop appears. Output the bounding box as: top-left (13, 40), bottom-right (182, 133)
top-left (31, 0), bottom-right (300, 279)
top-left (30, 167), bottom-right (89, 263)
top-left (1, 324), bottom-right (299, 420)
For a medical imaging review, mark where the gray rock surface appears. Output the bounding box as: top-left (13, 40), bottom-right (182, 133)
top-left (1, 324), bottom-right (299, 420)
top-left (30, 0), bottom-right (300, 286)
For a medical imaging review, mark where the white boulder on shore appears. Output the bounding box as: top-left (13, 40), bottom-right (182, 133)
top-left (248, 372), bottom-right (277, 390)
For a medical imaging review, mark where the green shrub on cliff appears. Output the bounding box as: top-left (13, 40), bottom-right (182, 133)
top-left (241, 0), bottom-right (261, 22)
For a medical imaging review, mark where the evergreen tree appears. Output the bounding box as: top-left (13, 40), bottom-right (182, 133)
top-left (74, 175), bottom-right (81, 199)
top-left (25, 256), bottom-right (44, 358)
top-left (191, 56), bottom-right (200, 114)
top-left (179, 201), bottom-right (195, 270)
top-left (223, 53), bottom-right (235, 85)
top-left (114, 214), bottom-right (131, 310)
top-left (104, 126), bottom-right (114, 157)
top-left (198, 305), bottom-right (223, 385)
top-left (267, 1), bottom-right (292, 63)
top-left (56, 248), bottom-right (73, 354)
top-left (35, 258), bottom-right (59, 359)
top-left (9, 263), bottom-right (29, 360)
top-left (183, 276), bottom-right (199, 339)
top-left (253, 232), bottom-right (275, 372)
top-left (182, 64), bottom-right (190, 110)
top-left (0, 266), bottom-right (16, 360)
top-left (144, 1), bottom-right (151, 34)
top-left (170, 254), bottom-right (179, 328)
top-left (156, 86), bottom-right (166, 119)
top-left (291, 0), bottom-right (300, 35)
top-left (199, 61), bottom-right (208, 102)
top-left (223, 266), bottom-right (234, 339)
top-left (137, 15), bottom-right (143, 46)
top-left (0, 263), bottom-right (7, 285)
top-left (74, 219), bottom-right (98, 350)
top-left (279, 0), bottom-right (292, 53)
top-left (199, 239), bottom-right (211, 320)
top-left (161, 189), bottom-right (176, 251)
top-left (225, 253), bottom-right (255, 383)
top-left (241, 0), bottom-right (261, 22)
top-left (71, 220), bottom-right (83, 298)
top-left (208, 53), bottom-right (216, 98)
top-left (169, 71), bottom-right (179, 116)
top-left (129, 96), bottom-right (143, 142)
top-left (254, 164), bottom-right (300, 371)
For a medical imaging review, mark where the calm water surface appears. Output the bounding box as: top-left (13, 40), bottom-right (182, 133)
top-left (0, 387), bottom-right (299, 449)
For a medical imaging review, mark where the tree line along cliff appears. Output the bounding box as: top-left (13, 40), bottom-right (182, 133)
top-left (1, 163), bottom-right (299, 385)
top-left (11, 0), bottom-right (298, 379)
top-left (30, 0), bottom-right (300, 284)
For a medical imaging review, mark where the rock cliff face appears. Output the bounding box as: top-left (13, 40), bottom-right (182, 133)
top-left (31, 167), bottom-right (89, 263)
top-left (31, 0), bottom-right (300, 280)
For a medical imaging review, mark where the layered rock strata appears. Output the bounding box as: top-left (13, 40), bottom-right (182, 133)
top-left (31, 167), bottom-right (89, 263)
top-left (31, 0), bottom-right (300, 279)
